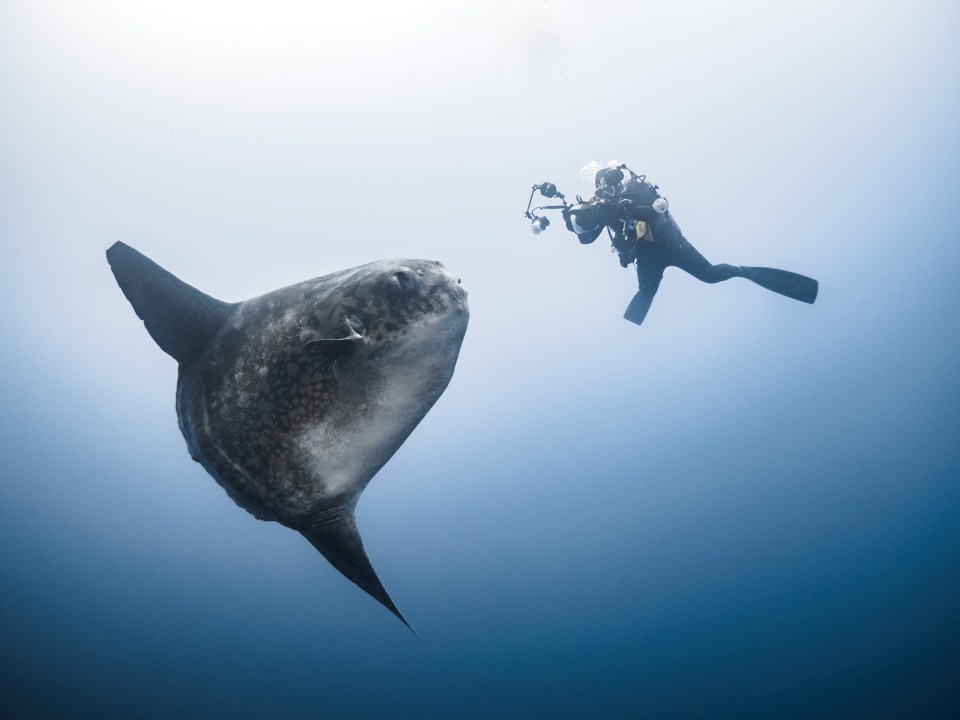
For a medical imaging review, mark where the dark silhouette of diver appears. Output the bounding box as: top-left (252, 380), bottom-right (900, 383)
top-left (562, 166), bottom-right (818, 326)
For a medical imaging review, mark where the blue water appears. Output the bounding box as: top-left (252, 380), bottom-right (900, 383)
top-left (2, 3), bottom-right (959, 718)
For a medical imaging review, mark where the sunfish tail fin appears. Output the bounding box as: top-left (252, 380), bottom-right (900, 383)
top-left (106, 241), bottom-right (236, 365)
top-left (298, 510), bottom-right (415, 634)
top-left (739, 266), bottom-right (819, 304)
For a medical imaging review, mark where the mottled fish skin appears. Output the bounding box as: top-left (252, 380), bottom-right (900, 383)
top-left (176, 260), bottom-right (469, 525)
top-left (107, 243), bottom-right (468, 628)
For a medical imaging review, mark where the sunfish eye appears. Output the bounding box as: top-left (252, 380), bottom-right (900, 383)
top-left (345, 314), bottom-right (366, 336)
top-left (392, 270), bottom-right (416, 292)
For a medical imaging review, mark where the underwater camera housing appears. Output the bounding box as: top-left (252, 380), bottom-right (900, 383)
top-left (522, 164), bottom-right (661, 235)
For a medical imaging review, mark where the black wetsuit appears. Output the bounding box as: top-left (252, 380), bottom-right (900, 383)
top-left (621, 202), bottom-right (744, 325)
top-left (563, 195), bottom-right (817, 326)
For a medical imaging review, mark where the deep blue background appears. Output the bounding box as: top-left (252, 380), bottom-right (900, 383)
top-left (2, 2), bottom-right (958, 717)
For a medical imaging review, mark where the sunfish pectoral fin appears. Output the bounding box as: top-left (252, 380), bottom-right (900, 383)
top-left (106, 241), bottom-right (236, 365)
top-left (297, 510), bottom-right (415, 634)
top-left (302, 336), bottom-right (362, 373)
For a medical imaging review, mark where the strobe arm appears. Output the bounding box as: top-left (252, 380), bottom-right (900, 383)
top-left (524, 181), bottom-right (570, 234)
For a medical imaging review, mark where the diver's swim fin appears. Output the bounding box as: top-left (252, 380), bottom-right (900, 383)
top-left (624, 289), bottom-right (657, 326)
top-left (739, 266), bottom-right (818, 304)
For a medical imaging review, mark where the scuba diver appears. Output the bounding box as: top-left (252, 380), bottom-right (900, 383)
top-left (523, 164), bottom-right (818, 326)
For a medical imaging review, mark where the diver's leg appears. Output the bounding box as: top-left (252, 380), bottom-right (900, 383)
top-left (624, 258), bottom-right (664, 326)
top-left (670, 237), bottom-right (743, 284)
top-left (672, 237), bottom-right (818, 303)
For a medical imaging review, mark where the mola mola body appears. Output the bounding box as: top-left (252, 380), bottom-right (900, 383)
top-left (107, 242), bottom-right (469, 629)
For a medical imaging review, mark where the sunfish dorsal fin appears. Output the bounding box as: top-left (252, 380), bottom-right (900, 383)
top-left (298, 509), bottom-right (415, 634)
top-left (106, 241), bottom-right (236, 366)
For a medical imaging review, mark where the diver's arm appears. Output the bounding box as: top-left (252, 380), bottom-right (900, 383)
top-left (562, 205), bottom-right (606, 244)
top-left (575, 227), bottom-right (604, 244)
top-left (616, 199), bottom-right (660, 222)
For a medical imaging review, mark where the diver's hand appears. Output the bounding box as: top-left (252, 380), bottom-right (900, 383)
top-left (616, 198), bottom-right (641, 220)
top-left (616, 198), bottom-right (657, 222)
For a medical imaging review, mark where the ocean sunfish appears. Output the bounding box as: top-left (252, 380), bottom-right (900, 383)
top-left (107, 242), bottom-right (469, 629)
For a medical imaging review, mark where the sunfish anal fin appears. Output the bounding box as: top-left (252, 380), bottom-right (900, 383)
top-left (297, 509), bottom-right (416, 634)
